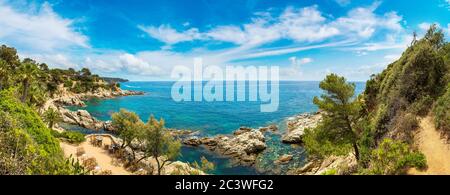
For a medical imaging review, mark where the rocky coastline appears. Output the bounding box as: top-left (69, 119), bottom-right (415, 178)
top-left (282, 112), bottom-right (322, 144)
top-left (44, 85), bottom-right (144, 131)
top-left (280, 112), bottom-right (358, 175)
top-left (49, 86), bottom-right (351, 175)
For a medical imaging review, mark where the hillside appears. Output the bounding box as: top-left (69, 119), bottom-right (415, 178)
top-left (0, 89), bottom-right (80, 174)
top-left (301, 25), bottom-right (449, 175)
top-left (363, 25), bottom-right (449, 144)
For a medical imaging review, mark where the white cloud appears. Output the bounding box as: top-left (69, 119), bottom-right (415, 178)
top-left (207, 26), bottom-right (251, 45)
top-left (138, 24), bottom-right (203, 45)
top-left (119, 54), bottom-right (163, 76)
top-left (278, 6), bottom-right (340, 42)
top-left (0, 1), bottom-right (88, 52)
top-left (0, 1), bottom-right (410, 81)
top-left (140, 2), bottom-right (404, 50)
top-left (333, 2), bottom-right (403, 38)
top-left (289, 57), bottom-right (313, 66)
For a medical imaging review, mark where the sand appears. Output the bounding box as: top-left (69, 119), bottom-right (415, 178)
top-left (60, 135), bottom-right (132, 175)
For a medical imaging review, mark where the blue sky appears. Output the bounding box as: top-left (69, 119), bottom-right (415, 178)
top-left (0, 0), bottom-right (449, 81)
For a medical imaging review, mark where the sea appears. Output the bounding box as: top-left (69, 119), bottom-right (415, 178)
top-left (65, 81), bottom-right (365, 175)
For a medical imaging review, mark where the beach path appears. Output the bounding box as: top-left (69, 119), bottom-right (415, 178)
top-left (408, 116), bottom-right (450, 175)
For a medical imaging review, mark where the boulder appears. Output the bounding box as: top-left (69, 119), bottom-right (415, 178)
top-left (282, 131), bottom-right (304, 144)
top-left (183, 137), bottom-right (202, 146)
top-left (182, 127), bottom-right (268, 166)
top-left (292, 153), bottom-right (357, 175)
top-left (282, 113), bottom-right (322, 144)
top-left (234, 126), bottom-right (252, 135)
top-left (275, 154), bottom-right (293, 164)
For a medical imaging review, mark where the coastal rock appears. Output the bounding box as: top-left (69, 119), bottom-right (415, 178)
top-left (275, 154), bottom-right (293, 164)
top-left (59, 108), bottom-right (105, 130)
top-left (259, 125), bottom-right (278, 132)
top-left (43, 85), bottom-right (145, 132)
top-left (103, 121), bottom-right (116, 132)
top-left (82, 88), bottom-right (144, 99)
top-left (183, 137), bottom-right (202, 146)
top-left (200, 137), bottom-right (217, 147)
top-left (55, 95), bottom-right (86, 107)
top-left (181, 126), bottom-right (269, 166)
top-left (168, 129), bottom-right (197, 138)
top-left (291, 153), bottom-right (357, 175)
top-left (234, 127), bottom-right (252, 135)
top-left (213, 128), bottom-right (266, 166)
top-left (282, 112), bottom-right (322, 144)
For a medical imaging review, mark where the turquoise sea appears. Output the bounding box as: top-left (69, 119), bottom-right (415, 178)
top-left (67, 81), bottom-right (365, 175)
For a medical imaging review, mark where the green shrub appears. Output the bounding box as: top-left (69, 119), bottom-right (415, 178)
top-left (303, 127), bottom-right (352, 158)
top-left (433, 85), bottom-right (450, 134)
top-left (408, 95), bottom-right (434, 116)
top-left (0, 89), bottom-right (81, 174)
top-left (402, 152), bottom-right (427, 170)
top-left (365, 138), bottom-right (427, 175)
top-left (395, 113), bottom-right (419, 133)
top-left (321, 169), bottom-right (337, 175)
top-left (53, 130), bottom-right (86, 144)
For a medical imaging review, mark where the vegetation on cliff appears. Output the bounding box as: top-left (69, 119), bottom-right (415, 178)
top-left (303, 25), bottom-right (449, 174)
top-left (0, 89), bottom-right (85, 174)
top-left (0, 45), bottom-right (120, 174)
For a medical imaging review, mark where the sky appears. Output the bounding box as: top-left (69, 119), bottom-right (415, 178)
top-left (0, 0), bottom-right (449, 81)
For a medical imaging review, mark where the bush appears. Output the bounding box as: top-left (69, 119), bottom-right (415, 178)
top-left (321, 169), bottom-right (337, 175)
top-left (98, 170), bottom-right (112, 175)
top-left (365, 138), bottom-right (427, 175)
top-left (82, 157), bottom-right (98, 171)
top-left (53, 130), bottom-right (86, 144)
top-left (303, 127), bottom-right (352, 158)
top-left (402, 152), bottom-right (427, 170)
top-left (433, 85), bottom-right (450, 135)
top-left (0, 89), bottom-right (80, 174)
top-left (395, 113), bottom-right (419, 132)
top-left (408, 95), bottom-right (434, 116)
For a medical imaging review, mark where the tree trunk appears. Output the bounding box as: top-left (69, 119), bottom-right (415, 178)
top-left (21, 80), bottom-right (29, 103)
top-left (353, 142), bottom-right (360, 161)
top-left (155, 157), bottom-right (161, 175)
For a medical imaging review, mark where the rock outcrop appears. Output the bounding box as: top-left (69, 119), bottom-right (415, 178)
top-left (59, 108), bottom-right (106, 130)
top-left (43, 86), bottom-right (144, 131)
top-left (282, 112), bottom-right (322, 144)
top-left (275, 154), bottom-right (293, 165)
top-left (182, 126), bottom-right (270, 166)
top-left (288, 153), bottom-right (357, 175)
